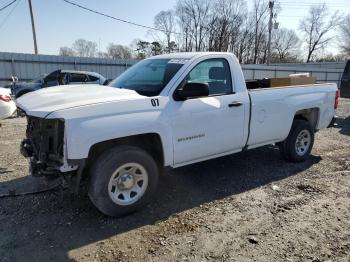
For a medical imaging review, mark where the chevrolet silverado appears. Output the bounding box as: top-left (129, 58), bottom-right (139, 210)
top-left (16, 52), bottom-right (338, 216)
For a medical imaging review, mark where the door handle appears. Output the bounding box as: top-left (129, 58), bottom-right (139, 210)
top-left (228, 101), bottom-right (243, 107)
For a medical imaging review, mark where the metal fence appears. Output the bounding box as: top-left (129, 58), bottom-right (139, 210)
top-left (0, 52), bottom-right (138, 86)
top-left (270, 61), bottom-right (347, 70)
top-left (241, 64), bottom-right (344, 87)
top-left (0, 52), bottom-right (345, 87)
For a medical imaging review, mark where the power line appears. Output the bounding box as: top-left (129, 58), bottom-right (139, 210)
top-left (0, 0), bottom-right (16, 12)
top-left (0, 0), bottom-right (21, 30)
top-left (62, 0), bottom-right (180, 35)
top-left (280, 2), bottom-right (349, 7)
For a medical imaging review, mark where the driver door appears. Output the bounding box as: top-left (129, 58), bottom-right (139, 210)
top-left (169, 58), bottom-right (246, 165)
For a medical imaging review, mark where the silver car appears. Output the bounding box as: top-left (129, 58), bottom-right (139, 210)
top-left (11, 70), bottom-right (107, 98)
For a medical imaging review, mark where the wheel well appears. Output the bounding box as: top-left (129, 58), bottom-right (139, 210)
top-left (88, 133), bottom-right (164, 167)
top-left (294, 108), bottom-right (319, 130)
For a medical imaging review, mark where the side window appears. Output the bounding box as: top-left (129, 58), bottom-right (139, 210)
top-left (59, 73), bottom-right (68, 85)
top-left (70, 73), bottom-right (88, 83)
top-left (87, 75), bottom-right (99, 82)
top-left (187, 58), bottom-right (233, 95)
top-left (44, 70), bottom-right (60, 83)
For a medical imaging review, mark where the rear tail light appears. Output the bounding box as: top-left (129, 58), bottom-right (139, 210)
top-left (334, 90), bottom-right (340, 109)
top-left (0, 94), bottom-right (12, 102)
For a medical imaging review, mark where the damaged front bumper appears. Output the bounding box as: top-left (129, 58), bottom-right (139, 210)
top-left (20, 115), bottom-right (79, 178)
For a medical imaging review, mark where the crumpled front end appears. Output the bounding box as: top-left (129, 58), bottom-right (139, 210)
top-left (20, 114), bottom-right (65, 177)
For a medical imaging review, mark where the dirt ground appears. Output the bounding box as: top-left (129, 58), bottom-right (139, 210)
top-left (0, 99), bottom-right (349, 262)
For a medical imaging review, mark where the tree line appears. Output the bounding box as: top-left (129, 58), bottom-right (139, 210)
top-left (59, 0), bottom-right (350, 63)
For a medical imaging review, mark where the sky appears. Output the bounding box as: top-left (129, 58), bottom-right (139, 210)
top-left (0, 0), bottom-right (349, 56)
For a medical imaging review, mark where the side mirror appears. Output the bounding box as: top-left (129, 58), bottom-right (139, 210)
top-left (174, 82), bottom-right (209, 101)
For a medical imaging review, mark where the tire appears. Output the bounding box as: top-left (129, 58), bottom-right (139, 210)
top-left (88, 145), bottom-right (159, 217)
top-left (278, 119), bottom-right (314, 162)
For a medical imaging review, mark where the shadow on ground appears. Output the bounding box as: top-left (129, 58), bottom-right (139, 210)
top-left (0, 146), bottom-right (321, 262)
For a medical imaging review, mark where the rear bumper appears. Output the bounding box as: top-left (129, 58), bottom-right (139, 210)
top-left (0, 102), bottom-right (16, 120)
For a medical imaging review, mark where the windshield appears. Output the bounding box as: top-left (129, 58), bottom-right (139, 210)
top-left (109, 58), bottom-right (187, 96)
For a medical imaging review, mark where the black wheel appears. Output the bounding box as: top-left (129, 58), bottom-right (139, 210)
top-left (278, 119), bottom-right (314, 162)
top-left (88, 145), bottom-right (159, 217)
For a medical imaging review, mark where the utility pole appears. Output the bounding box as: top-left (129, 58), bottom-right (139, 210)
top-left (267, 0), bottom-right (274, 65)
top-left (28, 0), bottom-right (38, 54)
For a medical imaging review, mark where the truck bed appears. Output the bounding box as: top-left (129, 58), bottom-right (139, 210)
top-left (246, 83), bottom-right (337, 149)
top-left (246, 76), bottom-right (316, 90)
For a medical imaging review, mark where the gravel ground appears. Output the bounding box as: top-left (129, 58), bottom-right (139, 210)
top-left (0, 99), bottom-right (349, 262)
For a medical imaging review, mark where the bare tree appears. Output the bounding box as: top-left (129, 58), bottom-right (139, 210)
top-left (228, 0), bottom-right (248, 54)
top-left (154, 10), bottom-right (175, 53)
top-left (234, 20), bottom-right (255, 63)
top-left (175, 2), bottom-right (194, 51)
top-left (251, 0), bottom-right (269, 64)
top-left (207, 0), bottom-right (246, 52)
top-left (299, 4), bottom-right (340, 63)
top-left (106, 44), bottom-right (132, 59)
top-left (176, 0), bottom-right (211, 51)
top-left (59, 46), bottom-right (75, 56)
top-left (316, 53), bottom-right (347, 62)
top-left (72, 39), bottom-right (98, 57)
top-left (339, 14), bottom-right (350, 56)
top-left (272, 28), bottom-right (300, 61)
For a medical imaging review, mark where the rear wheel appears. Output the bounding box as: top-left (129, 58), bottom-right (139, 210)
top-left (278, 119), bottom-right (314, 162)
top-left (88, 145), bottom-right (159, 217)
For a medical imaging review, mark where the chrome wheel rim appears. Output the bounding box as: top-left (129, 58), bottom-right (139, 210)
top-left (295, 129), bottom-right (311, 156)
top-left (108, 163), bottom-right (148, 206)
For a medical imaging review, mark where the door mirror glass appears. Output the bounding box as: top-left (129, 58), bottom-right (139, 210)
top-left (174, 82), bottom-right (209, 101)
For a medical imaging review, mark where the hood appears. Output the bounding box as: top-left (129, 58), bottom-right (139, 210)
top-left (16, 84), bottom-right (143, 118)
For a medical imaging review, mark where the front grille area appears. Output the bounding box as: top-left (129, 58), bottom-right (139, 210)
top-left (22, 116), bottom-right (65, 176)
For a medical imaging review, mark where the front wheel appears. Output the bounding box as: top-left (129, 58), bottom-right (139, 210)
top-left (278, 119), bottom-right (315, 162)
top-left (88, 145), bottom-right (159, 217)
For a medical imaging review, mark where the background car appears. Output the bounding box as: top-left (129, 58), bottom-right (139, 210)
top-left (9, 70), bottom-right (107, 98)
top-left (340, 60), bottom-right (350, 98)
top-left (0, 87), bottom-right (16, 120)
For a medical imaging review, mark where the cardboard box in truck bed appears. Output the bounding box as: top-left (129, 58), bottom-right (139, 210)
top-left (290, 76), bottom-right (316, 86)
top-left (270, 76), bottom-right (316, 87)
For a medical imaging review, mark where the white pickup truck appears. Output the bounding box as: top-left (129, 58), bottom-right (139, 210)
top-left (17, 52), bottom-right (339, 216)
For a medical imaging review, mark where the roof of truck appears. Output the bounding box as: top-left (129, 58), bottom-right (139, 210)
top-left (152, 52), bottom-right (232, 60)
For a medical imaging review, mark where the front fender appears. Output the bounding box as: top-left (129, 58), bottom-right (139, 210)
top-left (63, 110), bottom-right (173, 166)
